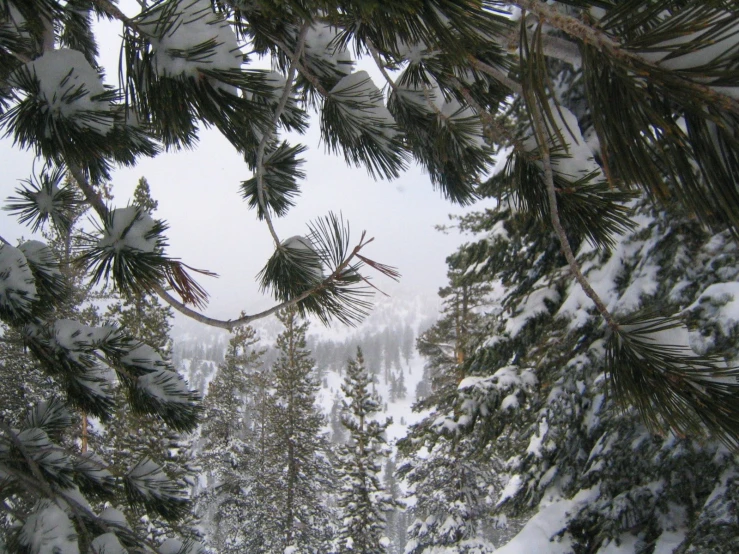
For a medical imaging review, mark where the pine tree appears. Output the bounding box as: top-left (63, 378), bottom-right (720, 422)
top-left (88, 176), bottom-right (202, 546)
top-left (399, 260), bottom-right (498, 553)
top-left (382, 456), bottom-right (407, 554)
top-left (3, 2), bottom-right (739, 548)
top-left (415, 258), bottom-right (492, 417)
top-left (266, 306), bottom-right (335, 552)
top-left (418, 195), bottom-right (739, 550)
top-left (196, 321), bottom-right (266, 553)
top-left (336, 347), bottom-right (395, 553)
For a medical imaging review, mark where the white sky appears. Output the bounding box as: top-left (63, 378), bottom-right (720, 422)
top-left (0, 1), bottom-right (498, 321)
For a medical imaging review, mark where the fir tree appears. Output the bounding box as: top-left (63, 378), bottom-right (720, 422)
top-left (266, 306), bottom-right (335, 552)
top-left (336, 347), bottom-right (395, 553)
top-left (196, 321), bottom-right (266, 553)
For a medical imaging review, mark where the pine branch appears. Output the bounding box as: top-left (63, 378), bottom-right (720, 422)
top-left (90, 0), bottom-right (144, 36)
top-left (446, 74), bottom-right (522, 151)
top-left (526, 80), bottom-right (618, 330)
top-left (255, 22), bottom-right (309, 247)
top-left (0, 418), bottom-right (57, 503)
top-left (367, 39), bottom-right (398, 93)
top-left (466, 55), bottom-right (523, 95)
top-left (272, 37), bottom-right (330, 97)
top-left (509, 0), bottom-right (739, 115)
top-left (153, 227), bottom-right (396, 330)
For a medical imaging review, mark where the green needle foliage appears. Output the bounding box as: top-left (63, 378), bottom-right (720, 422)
top-left (606, 311), bottom-right (739, 450)
top-left (3, 0), bottom-right (739, 549)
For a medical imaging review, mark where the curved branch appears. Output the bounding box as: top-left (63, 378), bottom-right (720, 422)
top-left (467, 56), bottom-right (523, 95)
top-left (527, 92), bottom-right (619, 330)
top-left (153, 232), bottom-right (384, 331)
top-left (446, 74), bottom-right (526, 153)
top-left (256, 23), bottom-right (310, 247)
top-left (91, 0), bottom-right (145, 35)
top-left (68, 164), bottom-right (107, 220)
top-left (273, 38), bottom-right (331, 97)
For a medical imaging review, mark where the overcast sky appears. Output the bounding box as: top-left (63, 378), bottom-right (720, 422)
top-left (0, 1), bottom-right (497, 322)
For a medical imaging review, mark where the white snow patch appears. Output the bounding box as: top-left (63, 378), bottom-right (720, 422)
top-left (495, 487), bottom-right (600, 554)
top-left (527, 419), bottom-right (549, 457)
top-left (51, 320), bottom-right (116, 352)
top-left (140, 0), bottom-right (242, 78)
top-left (0, 243), bottom-right (37, 314)
top-left (505, 280), bottom-right (559, 337)
top-left (497, 474), bottom-right (523, 506)
top-left (689, 282), bottom-right (739, 335)
top-left (19, 241), bottom-right (61, 278)
top-left (98, 206), bottom-right (159, 254)
top-left (304, 21), bottom-right (353, 76)
top-left (524, 102), bottom-right (602, 180)
top-left (91, 533), bottom-right (126, 554)
top-left (330, 70), bottom-right (398, 142)
top-left (19, 501), bottom-right (79, 554)
top-left (18, 49), bottom-right (113, 135)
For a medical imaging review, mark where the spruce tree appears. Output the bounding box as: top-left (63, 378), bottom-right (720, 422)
top-left (196, 321), bottom-right (266, 553)
top-left (266, 306), bottom-right (335, 552)
top-left (336, 347), bottom-right (395, 554)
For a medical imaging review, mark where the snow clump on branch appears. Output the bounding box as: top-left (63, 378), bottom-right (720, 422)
top-left (98, 206), bottom-right (159, 254)
top-left (140, 0), bottom-right (243, 78)
top-left (20, 49), bottom-right (113, 135)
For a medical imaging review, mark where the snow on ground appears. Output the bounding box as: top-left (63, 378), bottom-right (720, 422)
top-left (494, 487), bottom-right (601, 554)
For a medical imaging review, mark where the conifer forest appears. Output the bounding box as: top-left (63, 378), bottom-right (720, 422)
top-left (2, 0), bottom-right (739, 552)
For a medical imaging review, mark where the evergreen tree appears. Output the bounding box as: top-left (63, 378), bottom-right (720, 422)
top-left (418, 196), bottom-right (739, 550)
top-left (399, 264), bottom-right (498, 552)
top-left (196, 322), bottom-right (266, 553)
top-left (266, 307), bottom-right (335, 552)
top-left (91, 176), bottom-right (200, 546)
top-left (330, 391), bottom-right (348, 445)
top-left (415, 264), bottom-right (491, 414)
top-left (3, 2), bottom-right (739, 549)
top-left (336, 347), bottom-right (395, 553)
top-left (382, 456), bottom-right (407, 554)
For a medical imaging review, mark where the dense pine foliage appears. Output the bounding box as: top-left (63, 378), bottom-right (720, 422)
top-left (2, 0), bottom-right (739, 552)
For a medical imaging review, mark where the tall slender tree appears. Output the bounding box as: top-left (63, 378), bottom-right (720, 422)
top-left (336, 347), bottom-right (395, 553)
top-left (267, 307), bottom-right (335, 552)
top-left (196, 322), bottom-right (266, 552)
